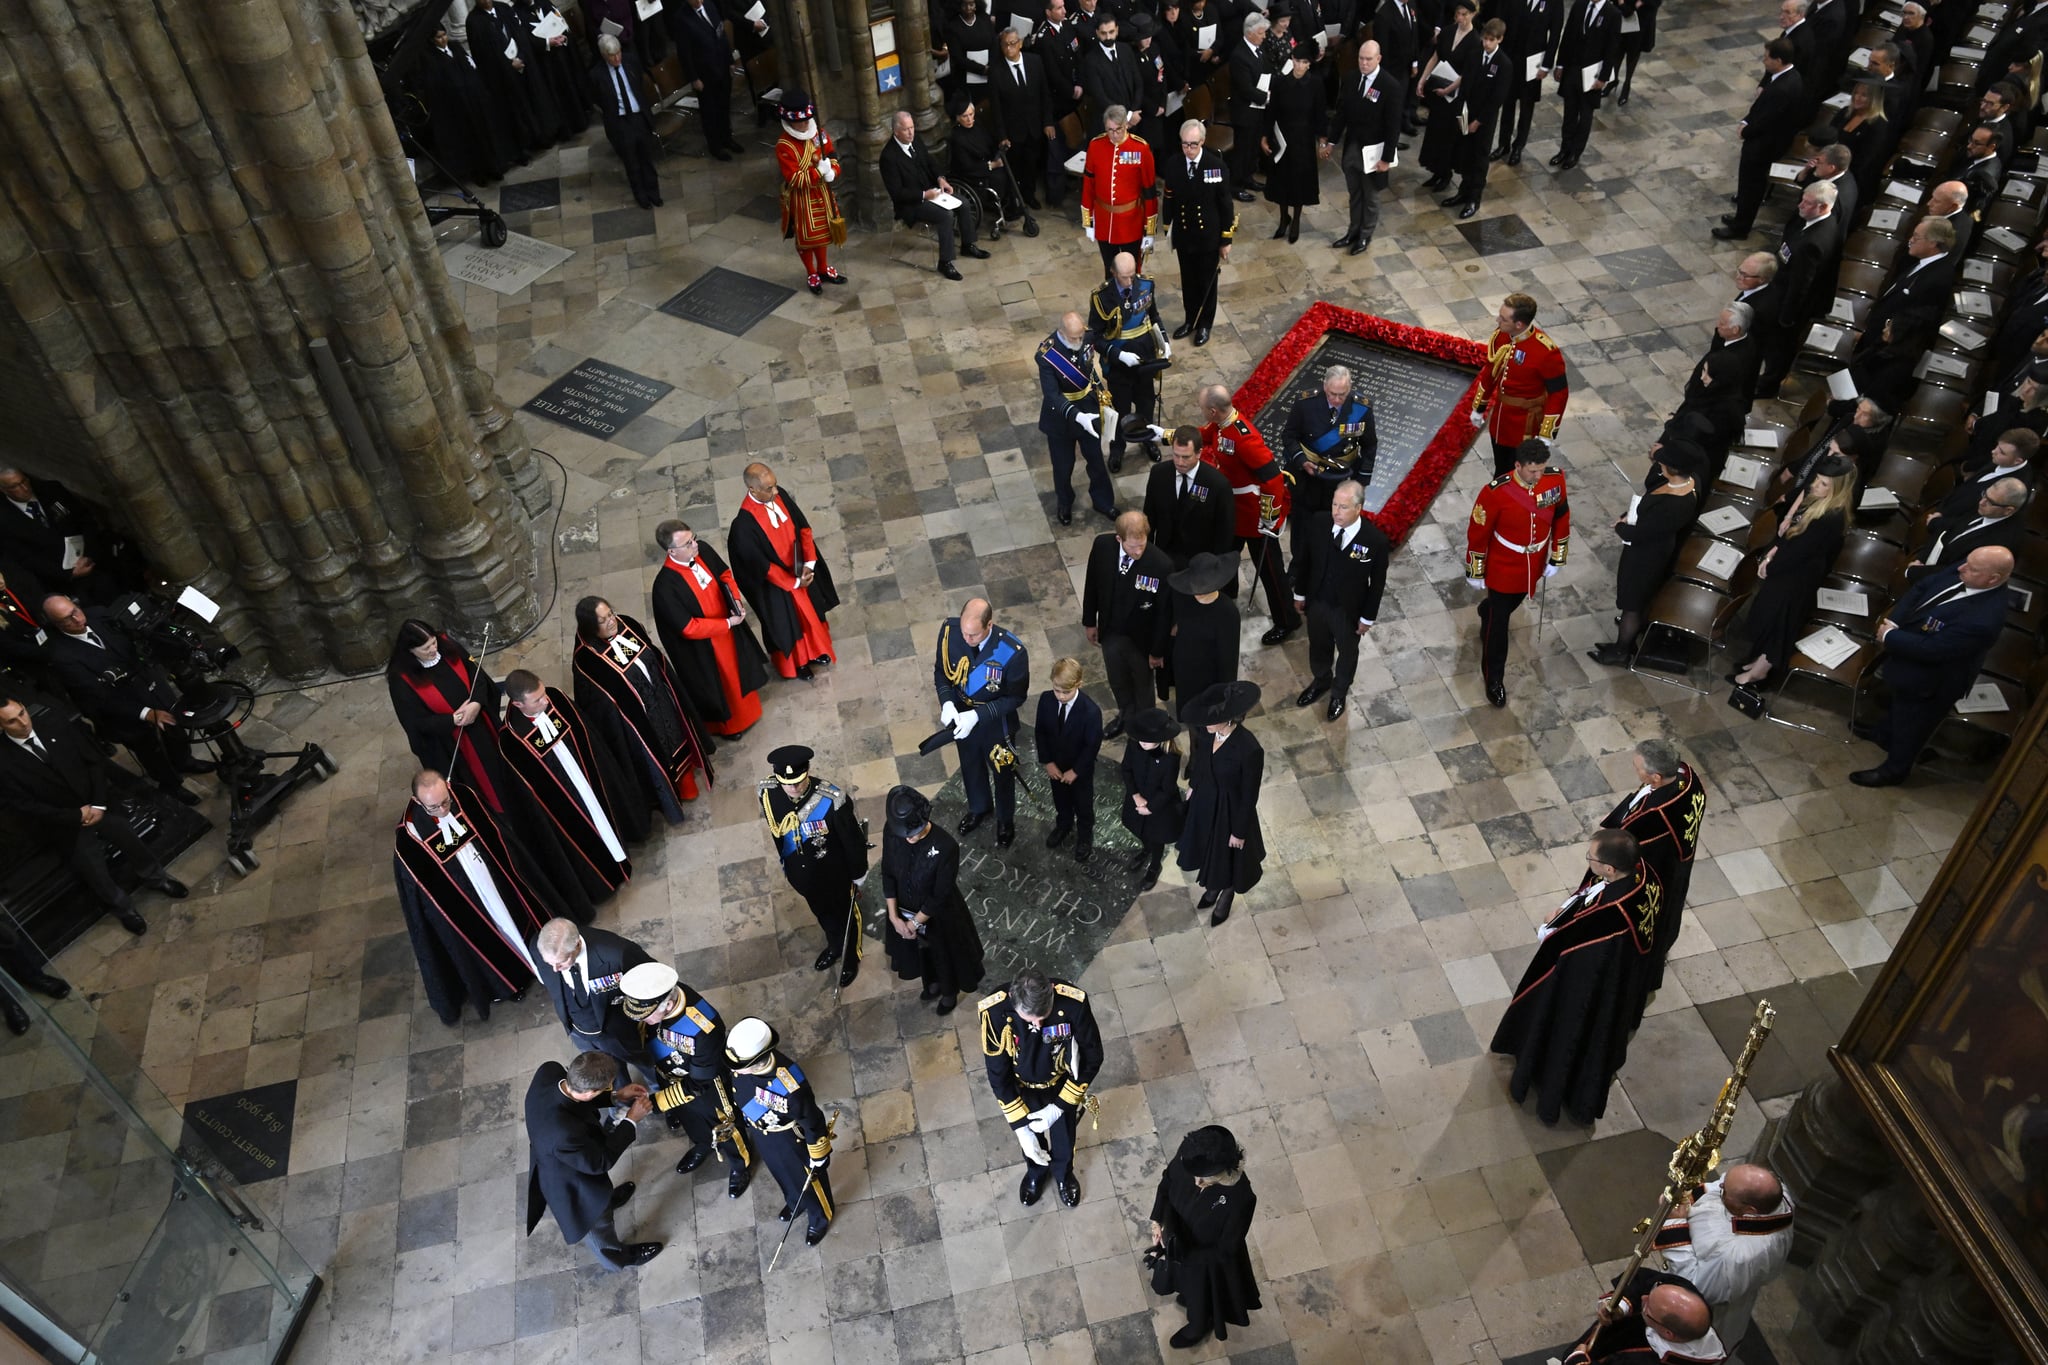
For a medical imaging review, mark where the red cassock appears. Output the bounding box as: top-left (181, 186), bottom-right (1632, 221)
top-left (1472, 323), bottom-right (1569, 448)
top-left (735, 495), bottom-right (836, 677)
top-left (1080, 132), bottom-right (1159, 246)
top-left (1200, 409), bottom-right (1289, 538)
top-left (1466, 467), bottom-right (1571, 594)
top-left (661, 557), bottom-right (764, 736)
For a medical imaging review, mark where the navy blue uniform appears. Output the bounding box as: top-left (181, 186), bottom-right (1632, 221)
top-left (1277, 390), bottom-right (1379, 560)
top-left (1037, 329), bottom-right (1117, 521)
top-left (980, 979), bottom-right (1105, 1182)
top-left (617, 985), bottom-right (754, 1177)
top-left (934, 618), bottom-right (1031, 827)
top-left (762, 776), bottom-right (868, 958)
top-left (735, 1050), bottom-right (834, 1237)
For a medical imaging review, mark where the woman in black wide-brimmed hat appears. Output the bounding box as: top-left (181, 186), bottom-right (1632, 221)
top-left (1118, 707), bottom-right (1186, 891)
top-left (1175, 681), bottom-right (1264, 925)
top-left (1166, 552), bottom-right (1241, 710)
top-left (1150, 1124), bottom-right (1261, 1349)
top-left (880, 785), bottom-right (985, 1014)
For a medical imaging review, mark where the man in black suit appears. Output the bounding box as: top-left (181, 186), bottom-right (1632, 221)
top-left (1077, 14), bottom-right (1144, 132)
top-left (1324, 41), bottom-right (1396, 256)
top-left (1496, 0), bottom-right (1563, 165)
top-left (1670, 303), bottom-right (1761, 462)
top-left (1935, 432), bottom-right (2038, 522)
top-left (1991, 234), bottom-right (2048, 386)
top-left (1225, 14), bottom-right (1273, 199)
top-left (1372, 0), bottom-right (1421, 139)
top-left (1791, 142), bottom-right (1857, 237)
top-left (1733, 252), bottom-right (1783, 345)
top-left (0, 694), bottom-right (186, 934)
top-left (0, 918), bottom-right (70, 1036)
top-left (1851, 548), bottom-right (2016, 786)
top-left (590, 37), bottom-right (663, 209)
top-left (1158, 121), bottom-right (1235, 339)
top-left (465, 0), bottom-right (544, 156)
top-left (532, 917), bottom-right (656, 1066)
top-left (1976, 83), bottom-right (2021, 164)
top-left (1906, 478), bottom-right (2029, 582)
top-left (880, 110), bottom-right (986, 279)
top-left (666, 0), bottom-right (751, 160)
top-left (1758, 181), bottom-right (1843, 396)
top-left (1082, 511), bottom-right (1173, 737)
top-left (1805, 0), bottom-right (1850, 92)
top-left (1289, 480), bottom-right (1390, 722)
top-left (1856, 217), bottom-right (1957, 357)
top-left (39, 594), bottom-right (209, 800)
top-left (1032, 658), bottom-right (1104, 861)
top-left (1897, 2), bottom-right (1934, 82)
top-left (1922, 181), bottom-right (1974, 264)
top-left (1446, 19), bottom-right (1511, 217)
top-left (1960, 125), bottom-right (2005, 215)
top-left (1715, 39), bottom-right (1804, 240)
top-left (1777, 0), bottom-right (1818, 100)
top-left (1142, 427), bottom-right (1237, 568)
top-left (0, 469), bottom-right (130, 606)
top-left (1550, 0), bottom-right (1620, 171)
top-left (992, 29), bottom-right (1055, 209)
top-left (523, 1052), bottom-right (663, 1269)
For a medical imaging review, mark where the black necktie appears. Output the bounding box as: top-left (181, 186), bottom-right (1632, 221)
top-left (570, 962), bottom-right (588, 999)
top-left (1178, 473), bottom-right (1190, 501)
top-left (26, 736), bottom-right (47, 762)
top-left (1188, 158), bottom-right (1197, 178)
top-left (25, 501), bottom-right (45, 525)
top-left (614, 67), bottom-right (630, 114)
top-left (84, 629), bottom-right (103, 648)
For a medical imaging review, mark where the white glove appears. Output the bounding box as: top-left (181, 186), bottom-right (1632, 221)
top-left (1159, 337), bottom-right (1172, 361)
top-left (822, 160), bottom-right (838, 182)
top-left (1085, 221), bottom-right (1098, 243)
top-left (953, 709), bottom-right (980, 740)
top-left (1015, 1126), bottom-right (1051, 1165)
top-left (1470, 410), bottom-right (1485, 428)
top-left (1543, 563), bottom-right (1560, 578)
top-left (1141, 234), bottom-right (1155, 252)
top-left (1102, 410), bottom-right (1120, 440)
top-left (1027, 1102), bottom-right (1065, 1133)
top-left (853, 874), bottom-right (867, 888)
top-left (1146, 423), bottom-right (1170, 443)
top-left (1465, 577), bottom-right (1485, 591)
top-left (1117, 351), bottom-right (1140, 369)
top-left (808, 1153), bottom-right (829, 1169)
top-left (939, 700), bottom-right (959, 726)
top-left (1076, 411), bottom-right (1100, 436)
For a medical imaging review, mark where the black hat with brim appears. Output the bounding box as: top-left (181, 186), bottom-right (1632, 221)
top-left (767, 744), bottom-right (813, 781)
top-left (1177, 1124), bottom-right (1244, 1178)
top-left (886, 784), bottom-right (932, 838)
top-left (1168, 550), bottom-right (1238, 596)
top-left (1128, 706), bottom-right (1181, 744)
top-left (1178, 680), bottom-right (1260, 726)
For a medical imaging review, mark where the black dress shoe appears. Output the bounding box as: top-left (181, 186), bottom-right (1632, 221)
top-left (1506, 149), bottom-right (1523, 165)
top-left (1103, 716), bottom-right (1125, 741)
top-left (995, 824), bottom-right (1015, 849)
top-left (1295, 682), bottom-right (1328, 707)
top-left (1587, 644), bottom-right (1630, 667)
top-left (1556, 156), bottom-right (1579, 170)
top-left (1057, 1171), bottom-right (1081, 1207)
top-left (711, 150), bottom-right (733, 162)
top-left (1271, 219), bottom-right (1288, 239)
top-left (813, 946), bottom-right (840, 972)
top-left (1489, 145), bottom-right (1508, 162)
top-left (176, 756), bottom-right (216, 775)
top-left (150, 877), bottom-right (189, 900)
top-left (728, 1163), bottom-right (754, 1198)
top-left (1331, 233), bottom-right (1356, 249)
top-left (1326, 693), bottom-right (1347, 722)
top-left (778, 1204), bottom-right (795, 1222)
top-left (21, 971), bottom-right (69, 1000)
top-left (1485, 681), bottom-right (1507, 709)
top-left (1046, 823), bottom-right (1073, 848)
top-left (1439, 193), bottom-right (1465, 208)
top-left (1547, 152), bottom-right (1566, 166)
top-left (824, 271), bottom-right (849, 284)
top-left (964, 246), bottom-right (992, 259)
top-left (795, 663), bottom-right (816, 681)
top-left (116, 909), bottom-right (148, 935)
top-left (1349, 240), bottom-right (1369, 256)
top-left (1058, 508), bottom-right (1072, 526)
top-left (1210, 893), bottom-right (1232, 926)
top-left (958, 810), bottom-right (988, 836)
top-left (1617, 88), bottom-right (1630, 106)
top-left (1170, 1323), bottom-right (1211, 1349)
top-left (1138, 859), bottom-right (1162, 892)
top-left (2, 998), bottom-right (27, 1036)
top-left (1234, 189), bottom-right (1255, 202)
top-left (939, 262), bottom-right (964, 280)
top-left (1459, 203), bottom-right (1478, 220)
top-left (1260, 625), bottom-right (1295, 646)
top-left (159, 783), bottom-right (201, 806)
top-left (1193, 327), bottom-right (1210, 346)
top-left (1422, 174), bottom-right (1450, 191)
top-left (1196, 888), bottom-right (1219, 910)
top-left (1020, 1165), bottom-right (1047, 1205)
top-left (1850, 768), bottom-right (1905, 787)
top-left (806, 278), bottom-right (822, 295)
top-left (609, 1181), bottom-right (637, 1210)
top-left (1171, 322), bottom-right (1194, 339)
top-left (805, 1223), bottom-right (831, 1246)
top-left (1093, 504), bottom-right (1118, 523)
top-left (676, 1146), bottom-right (712, 1174)
top-left (652, 195), bottom-right (665, 206)
top-left (1710, 225), bottom-right (1751, 241)
top-left (622, 1242), bottom-right (663, 1267)
top-left (935, 994), bottom-right (958, 1014)
top-left (839, 959), bottom-right (859, 988)
top-left (1074, 841), bottom-right (1092, 864)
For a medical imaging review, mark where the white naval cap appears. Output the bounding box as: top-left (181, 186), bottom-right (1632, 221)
top-left (725, 1016), bottom-right (777, 1067)
top-left (618, 962), bottom-right (680, 1019)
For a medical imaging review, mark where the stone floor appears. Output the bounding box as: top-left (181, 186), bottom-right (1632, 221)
top-left (0, 0), bottom-right (1988, 1361)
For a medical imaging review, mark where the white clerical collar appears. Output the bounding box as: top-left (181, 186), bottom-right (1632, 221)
top-left (1647, 1327), bottom-right (1726, 1360)
top-left (435, 811), bottom-right (467, 839)
top-left (418, 651), bottom-right (441, 668)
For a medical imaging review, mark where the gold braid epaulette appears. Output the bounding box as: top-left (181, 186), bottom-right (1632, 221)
top-left (940, 628), bottom-right (970, 689)
top-left (761, 787), bottom-right (801, 838)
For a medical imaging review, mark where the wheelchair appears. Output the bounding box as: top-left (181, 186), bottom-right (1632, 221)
top-left (957, 162), bottom-right (1039, 239)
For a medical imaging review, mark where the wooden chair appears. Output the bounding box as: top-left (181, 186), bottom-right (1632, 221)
top-left (1908, 106), bottom-right (1965, 139)
top-left (1698, 491), bottom-right (1765, 543)
top-left (1670, 532), bottom-right (1750, 593)
top-left (1863, 449), bottom-right (1942, 510)
top-left (1807, 573), bottom-right (1888, 639)
top-left (1774, 618), bottom-right (1881, 729)
top-left (1635, 564), bottom-right (1756, 679)
top-left (1184, 84), bottom-right (1213, 124)
top-left (1897, 385), bottom-right (1973, 443)
top-left (1834, 527), bottom-right (1908, 585)
top-left (1840, 231), bottom-right (1906, 274)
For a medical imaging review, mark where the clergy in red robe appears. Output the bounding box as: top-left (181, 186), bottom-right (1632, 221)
top-left (650, 520), bottom-right (770, 737)
top-left (571, 595), bottom-right (713, 827)
top-left (727, 462), bottom-right (840, 681)
top-left (393, 771), bottom-right (553, 1026)
top-left (499, 669), bottom-right (632, 903)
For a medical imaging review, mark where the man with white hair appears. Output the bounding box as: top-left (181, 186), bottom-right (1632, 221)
top-left (531, 917), bottom-right (655, 1061)
top-left (1225, 14), bottom-right (1272, 199)
top-left (1290, 479), bottom-right (1390, 722)
top-left (590, 35), bottom-right (661, 208)
top-left (1757, 180), bottom-right (1841, 396)
top-left (879, 110), bottom-right (985, 280)
top-left (1156, 120), bottom-right (1236, 345)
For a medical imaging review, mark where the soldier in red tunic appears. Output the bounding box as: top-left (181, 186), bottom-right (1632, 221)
top-left (773, 89), bottom-right (848, 295)
top-left (1471, 293), bottom-right (1570, 477)
top-left (1197, 384), bottom-right (1298, 644)
top-left (727, 461), bottom-right (839, 682)
top-left (1465, 442), bottom-right (1570, 708)
top-left (1080, 105), bottom-right (1159, 277)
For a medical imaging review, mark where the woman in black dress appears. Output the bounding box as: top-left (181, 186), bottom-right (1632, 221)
top-left (1616, 0), bottom-right (1659, 105)
top-left (947, 94), bottom-right (1031, 233)
top-left (1260, 51), bottom-right (1325, 241)
top-left (1150, 1125), bottom-right (1261, 1349)
top-left (1176, 681), bottom-right (1264, 926)
top-left (880, 786), bottom-right (986, 1014)
top-left (1588, 445), bottom-right (1700, 666)
top-left (1827, 318), bottom-right (1929, 430)
top-left (1417, 0), bottom-right (1480, 189)
top-left (1731, 459), bottom-right (1856, 691)
top-left (1167, 552), bottom-right (1242, 708)
top-left (1119, 707), bottom-right (1187, 891)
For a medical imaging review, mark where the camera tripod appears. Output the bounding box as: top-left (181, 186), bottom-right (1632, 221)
top-left (176, 680), bottom-right (336, 876)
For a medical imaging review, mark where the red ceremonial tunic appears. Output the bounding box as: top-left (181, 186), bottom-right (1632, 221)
top-left (776, 130), bottom-right (842, 250)
top-left (662, 556), bottom-right (764, 736)
top-left (1472, 323), bottom-right (1570, 447)
top-left (1466, 466), bottom-right (1572, 594)
top-left (1081, 132), bottom-right (1159, 246)
top-left (1199, 409), bottom-right (1289, 538)
top-left (742, 495), bottom-right (836, 676)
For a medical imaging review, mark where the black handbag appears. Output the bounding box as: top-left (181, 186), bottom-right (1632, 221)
top-left (1727, 683), bottom-right (1766, 718)
top-left (1143, 1239), bottom-right (1178, 1295)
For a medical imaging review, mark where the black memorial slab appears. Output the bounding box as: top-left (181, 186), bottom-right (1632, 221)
top-left (659, 266), bottom-right (798, 337)
top-left (1251, 333), bottom-right (1479, 515)
top-left (1456, 212), bottom-right (1544, 256)
top-left (857, 729), bottom-right (1145, 986)
top-left (182, 1079), bottom-right (297, 1186)
top-left (522, 359), bottom-right (673, 439)
top-left (498, 177), bottom-right (561, 213)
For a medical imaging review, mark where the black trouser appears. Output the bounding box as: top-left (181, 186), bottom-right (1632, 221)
top-left (788, 867), bottom-right (858, 960)
top-left (1756, 323), bottom-right (1797, 397)
top-left (1729, 142), bottom-right (1772, 232)
top-left (1043, 129), bottom-right (1070, 206)
top-left (1099, 632), bottom-right (1155, 722)
top-left (1289, 481), bottom-right (1336, 563)
top-left (1339, 144), bottom-right (1382, 243)
top-left (1305, 601), bottom-right (1362, 697)
top-left (1176, 244), bottom-right (1221, 329)
top-left (1455, 115), bottom-right (1497, 206)
top-left (1490, 436), bottom-right (1525, 479)
top-left (1015, 1082), bottom-right (1079, 1178)
top-left (580, 1207), bottom-right (633, 1268)
top-left (904, 196), bottom-right (981, 266)
top-left (1477, 589), bottom-right (1525, 685)
top-left (68, 811), bottom-right (167, 916)
top-left (756, 1126), bottom-right (833, 1235)
top-left (1501, 80), bottom-right (1541, 151)
top-left (1558, 86), bottom-right (1599, 161)
top-left (1238, 533), bottom-right (1300, 628)
top-left (1105, 363), bottom-right (1156, 460)
top-left (1047, 426), bottom-right (1116, 519)
top-left (697, 76), bottom-right (734, 153)
top-left (104, 715), bottom-right (194, 789)
top-left (1227, 119), bottom-right (1261, 189)
top-left (1009, 136), bottom-right (1047, 206)
top-left (1866, 689), bottom-right (1949, 780)
top-left (1097, 238), bottom-right (1141, 276)
top-left (957, 722), bottom-right (1017, 824)
top-left (1049, 767), bottom-right (1096, 840)
top-left (604, 112), bottom-right (662, 206)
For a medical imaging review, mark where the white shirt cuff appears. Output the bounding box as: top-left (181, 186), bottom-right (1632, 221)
top-left (139, 706), bottom-right (152, 721)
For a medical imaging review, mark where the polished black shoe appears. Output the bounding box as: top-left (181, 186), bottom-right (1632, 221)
top-left (1547, 152), bottom-right (1566, 166)
top-left (1295, 682), bottom-right (1328, 708)
top-left (1331, 233), bottom-right (1356, 249)
top-left (805, 1223), bottom-right (831, 1246)
top-left (2, 997), bottom-right (27, 1036)
top-left (1074, 841), bottom-right (1092, 864)
top-left (1234, 189), bottom-right (1255, 202)
top-left (1850, 768), bottom-right (1906, 788)
top-left (806, 278), bottom-right (822, 295)
top-left (1046, 823), bottom-right (1073, 848)
top-left (676, 1146), bottom-right (712, 1174)
top-left (1057, 508), bottom-right (1073, 526)
top-left (1485, 681), bottom-right (1507, 709)
top-left (1439, 193), bottom-right (1465, 208)
top-left (1459, 203), bottom-right (1478, 220)
top-left (1587, 643), bottom-right (1630, 667)
top-left (20, 971), bottom-right (69, 1000)
top-left (1169, 1323), bottom-right (1211, 1349)
top-left (939, 262), bottom-right (964, 280)
top-left (1617, 88), bottom-right (1631, 106)
top-left (1710, 224), bottom-right (1751, 241)
top-left (159, 783), bottom-right (201, 806)
top-left (1107, 451), bottom-right (1124, 474)
top-left (1348, 240), bottom-right (1370, 256)
top-left (795, 663), bottom-right (816, 682)
top-left (823, 270), bottom-right (849, 285)
top-left (839, 959), bottom-right (859, 988)
top-left (1556, 156), bottom-right (1579, 170)
top-left (1093, 504), bottom-right (1118, 523)
top-left (1057, 1171), bottom-right (1081, 1207)
top-left (620, 1241), bottom-right (664, 1267)
top-left (1489, 145), bottom-right (1509, 162)
top-left (1506, 148), bottom-right (1523, 166)
top-left (1020, 1165), bottom-right (1047, 1205)
top-left (920, 982), bottom-right (940, 1000)
top-left (176, 756), bottom-right (217, 775)
top-left (1422, 174), bottom-right (1450, 191)
top-left (149, 877), bottom-right (189, 900)
top-left (1138, 857), bottom-right (1162, 892)
top-left (1326, 693), bottom-right (1347, 722)
top-left (995, 824), bottom-right (1015, 849)
top-left (116, 909), bottom-right (148, 935)
top-left (1193, 327), bottom-right (1210, 346)
top-left (964, 246), bottom-right (992, 259)
top-left (778, 1203), bottom-right (795, 1223)
top-left (1210, 893), bottom-right (1232, 926)
top-left (957, 810), bottom-right (988, 836)
top-left (935, 994), bottom-right (958, 1014)
top-left (609, 1181), bottom-right (637, 1210)
top-left (813, 946), bottom-right (840, 972)
top-left (1260, 625), bottom-right (1295, 646)
top-left (1103, 716), bottom-right (1125, 741)
top-left (728, 1164), bottom-right (754, 1198)
top-left (1171, 322), bottom-right (1195, 339)
top-left (1196, 888), bottom-right (1219, 910)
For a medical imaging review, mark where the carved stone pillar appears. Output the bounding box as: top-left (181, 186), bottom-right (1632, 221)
top-left (1763, 1074), bottom-right (1898, 1264)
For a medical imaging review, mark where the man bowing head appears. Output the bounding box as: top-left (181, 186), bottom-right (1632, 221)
top-left (727, 462), bottom-right (840, 682)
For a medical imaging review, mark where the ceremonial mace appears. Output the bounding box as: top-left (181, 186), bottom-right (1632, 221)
top-left (1555, 1000), bottom-right (1776, 1363)
top-left (767, 1108), bottom-right (840, 1272)
top-left (834, 816), bottom-right (873, 1007)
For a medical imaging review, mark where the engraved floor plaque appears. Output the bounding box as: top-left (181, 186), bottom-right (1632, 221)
top-left (522, 359), bottom-right (674, 439)
top-left (659, 267), bottom-right (798, 337)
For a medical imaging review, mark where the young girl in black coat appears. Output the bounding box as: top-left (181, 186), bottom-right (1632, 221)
top-left (1118, 707), bottom-right (1186, 891)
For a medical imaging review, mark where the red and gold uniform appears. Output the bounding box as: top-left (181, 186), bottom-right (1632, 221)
top-left (774, 92), bottom-right (847, 292)
top-left (1466, 463), bottom-right (1571, 699)
top-left (1200, 406), bottom-right (1300, 633)
top-left (1080, 129), bottom-right (1159, 269)
top-left (1473, 323), bottom-right (1569, 476)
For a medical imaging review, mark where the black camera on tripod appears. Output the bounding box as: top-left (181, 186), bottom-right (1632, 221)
top-left (108, 592), bottom-right (242, 691)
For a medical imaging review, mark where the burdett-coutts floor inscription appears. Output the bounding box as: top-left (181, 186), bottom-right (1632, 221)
top-left (182, 1079), bottom-right (297, 1185)
top-left (658, 267), bottom-right (798, 337)
top-left (522, 359), bottom-right (673, 439)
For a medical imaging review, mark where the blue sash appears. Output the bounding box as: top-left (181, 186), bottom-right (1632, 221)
top-left (965, 633), bottom-right (1021, 700)
top-left (649, 999), bottom-right (718, 1069)
top-left (773, 784), bottom-right (843, 858)
top-left (741, 1060), bottom-right (808, 1124)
